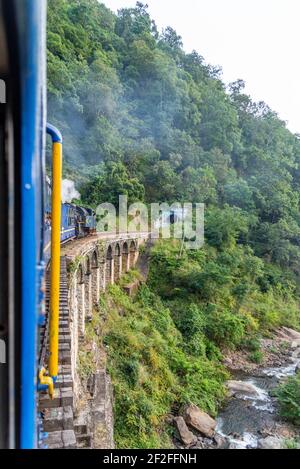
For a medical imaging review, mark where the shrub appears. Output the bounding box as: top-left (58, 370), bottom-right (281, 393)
top-left (78, 349), bottom-right (96, 381)
top-left (283, 438), bottom-right (300, 449)
top-left (205, 306), bottom-right (245, 348)
top-left (204, 339), bottom-right (223, 361)
top-left (248, 350), bottom-right (264, 364)
top-left (121, 358), bottom-right (140, 386)
top-left (173, 303), bottom-right (205, 339)
top-left (275, 373), bottom-right (300, 425)
top-left (185, 332), bottom-right (207, 357)
top-left (241, 336), bottom-right (261, 352)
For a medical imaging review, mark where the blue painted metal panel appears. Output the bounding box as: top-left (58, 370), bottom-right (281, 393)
top-left (61, 228), bottom-right (76, 242)
top-left (61, 203), bottom-right (76, 241)
top-left (18, 0), bottom-right (47, 449)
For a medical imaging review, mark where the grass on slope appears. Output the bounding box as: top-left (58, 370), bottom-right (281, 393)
top-left (102, 278), bottom-right (227, 449)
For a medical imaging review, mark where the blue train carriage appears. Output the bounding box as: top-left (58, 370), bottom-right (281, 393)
top-left (44, 179), bottom-right (78, 259)
top-left (61, 203), bottom-right (76, 243)
top-left (0, 0), bottom-right (49, 449)
top-left (44, 199), bottom-right (95, 261)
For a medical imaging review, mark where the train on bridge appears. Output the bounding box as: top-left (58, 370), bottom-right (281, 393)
top-left (0, 0), bottom-right (97, 448)
top-left (44, 178), bottom-right (97, 260)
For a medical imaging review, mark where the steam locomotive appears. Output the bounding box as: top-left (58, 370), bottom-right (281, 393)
top-left (0, 0), bottom-right (95, 448)
top-left (44, 179), bottom-right (96, 260)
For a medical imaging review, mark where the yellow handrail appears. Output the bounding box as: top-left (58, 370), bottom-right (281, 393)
top-left (47, 124), bottom-right (63, 380)
top-left (39, 368), bottom-right (54, 399)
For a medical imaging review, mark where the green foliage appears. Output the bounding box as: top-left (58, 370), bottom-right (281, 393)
top-left (205, 306), bottom-right (246, 348)
top-left (248, 350), bottom-right (264, 364)
top-left (283, 438), bottom-right (300, 449)
top-left (78, 348), bottom-right (96, 380)
top-left (47, 0), bottom-right (300, 280)
top-left (100, 236), bottom-right (300, 448)
top-left (241, 336), bottom-right (261, 352)
top-left (205, 206), bottom-right (254, 250)
top-left (275, 373), bottom-right (300, 425)
top-left (81, 161), bottom-right (145, 207)
top-left (67, 255), bottom-right (84, 274)
top-left (102, 283), bottom-right (227, 448)
top-left (173, 303), bottom-right (205, 339)
top-left (149, 239), bottom-right (300, 336)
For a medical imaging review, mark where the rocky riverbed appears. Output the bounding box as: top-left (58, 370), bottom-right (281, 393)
top-left (173, 327), bottom-right (300, 449)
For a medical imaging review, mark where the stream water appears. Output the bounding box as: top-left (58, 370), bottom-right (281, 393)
top-left (216, 356), bottom-right (300, 449)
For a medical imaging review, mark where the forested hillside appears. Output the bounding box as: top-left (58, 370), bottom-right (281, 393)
top-left (48, 0), bottom-right (300, 276)
top-left (48, 0), bottom-right (300, 448)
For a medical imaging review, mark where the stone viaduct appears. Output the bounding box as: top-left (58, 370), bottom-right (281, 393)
top-left (39, 232), bottom-right (150, 449)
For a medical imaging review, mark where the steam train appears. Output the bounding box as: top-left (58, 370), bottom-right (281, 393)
top-left (44, 179), bottom-right (96, 260)
top-left (0, 0), bottom-right (95, 448)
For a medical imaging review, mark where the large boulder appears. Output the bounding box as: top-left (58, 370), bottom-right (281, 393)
top-left (291, 339), bottom-right (300, 349)
top-left (174, 416), bottom-right (197, 446)
top-left (291, 348), bottom-right (300, 360)
top-left (183, 405), bottom-right (216, 438)
top-left (214, 433), bottom-right (229, 449)
top-left (227, 380), bottom-right (259, 397)
top-left (258, 436), bottom-right (283, 449)
top-left (281, 327), bottom-right (300, 340)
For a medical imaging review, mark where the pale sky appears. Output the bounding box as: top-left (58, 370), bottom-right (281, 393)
top-left (103, 0), bottom-right (300, 134)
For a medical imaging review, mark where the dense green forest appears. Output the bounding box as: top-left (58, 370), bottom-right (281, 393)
top-left (48, 0), bottom-right (300, 447)
top-left (48, 0), bottom-right (300, 275)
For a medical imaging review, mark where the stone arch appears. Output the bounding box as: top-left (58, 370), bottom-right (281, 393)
top-left (114, 243), bottom-right (122, 282)
top-left (129, 240), bottom-right (137, 268)
top-left (77, 264), bottom-right (85, 336)
top-left (106, 245), bottom-right (114, 285)
top-left (122, 242), bottom-right (129, 273)
top-left (77, 264), bottom-right (84, 285)
top-left (84, 255), bottom-right (92, 322)
top-left (85, 256), bottom-right (91, 275)
top-left (91, 250), bottom-right (98, 269)
top-left (91, 250), bottom-right (100, 305)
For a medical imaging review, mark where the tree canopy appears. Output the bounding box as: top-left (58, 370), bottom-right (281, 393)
top-left (47, 0), bottom-right (300, 280)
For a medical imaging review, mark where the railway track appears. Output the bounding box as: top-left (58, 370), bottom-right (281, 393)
top-left (38, 257), bottom-right (76, 449)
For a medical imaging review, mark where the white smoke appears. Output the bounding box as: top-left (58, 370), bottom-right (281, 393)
top-left (62, 179), bottom-right (81, 203)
